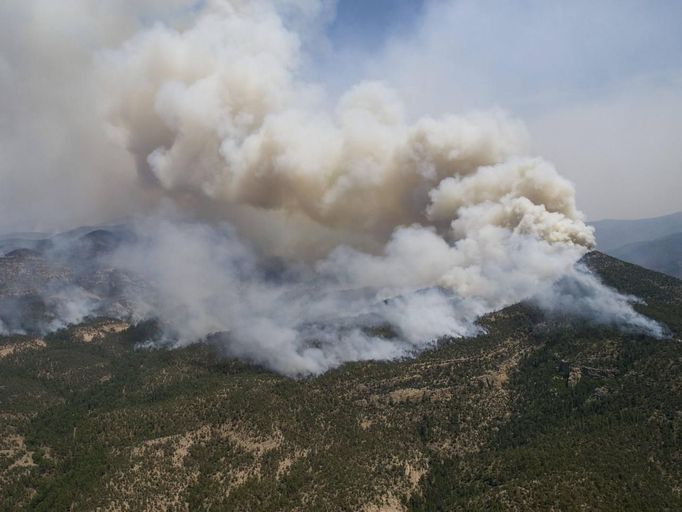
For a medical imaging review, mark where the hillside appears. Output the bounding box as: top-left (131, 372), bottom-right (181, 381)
top-left (610, 232), bottom-right (682, 279)
top-left (0, 253), bottom-right (680, 511)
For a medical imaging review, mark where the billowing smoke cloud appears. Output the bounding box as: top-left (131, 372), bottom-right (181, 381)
top-left (0, 0), bottom-right (666, 375)
top-left (101, 1), bottom-right (592, 256)
top-left (533, 265), bottom-right (666, 337)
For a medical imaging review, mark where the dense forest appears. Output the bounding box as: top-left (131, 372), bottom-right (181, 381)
top-left (1, 253), bottom-right (680, 511)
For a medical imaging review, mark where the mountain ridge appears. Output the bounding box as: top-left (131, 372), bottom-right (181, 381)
top-left (610, 232), bottom-right (682, 278)
top-left (590, 210), bottom-right (682, 251)
top-left (590, 211), bottom-right (682, 278)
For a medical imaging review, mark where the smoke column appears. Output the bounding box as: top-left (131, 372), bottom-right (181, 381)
top-left (0, 0), bottom-right (664, 375)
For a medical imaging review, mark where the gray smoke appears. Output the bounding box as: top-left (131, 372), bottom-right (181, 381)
top-left (533, 265), bottom-right (666, 337)
top-left (95, 213), bottom-right (661, 376)
top-left (0, 0), bottom-right (666, 375)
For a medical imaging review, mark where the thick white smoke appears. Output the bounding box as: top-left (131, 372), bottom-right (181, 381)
top-left (0, 0), bottom-right (665, 375)
top-left (102, 214), bottom-right (661, 376)
top-left (101, 1), bottom-right (593, 257)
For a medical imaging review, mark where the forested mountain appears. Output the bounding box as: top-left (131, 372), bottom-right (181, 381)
top-left (1, 253), bottom-right (680, 511)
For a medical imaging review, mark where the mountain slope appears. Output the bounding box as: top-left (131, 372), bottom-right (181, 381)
top-left (0, 253), bottom-right (680, 511)
top-left (609, 231), bottom-right (682, 279)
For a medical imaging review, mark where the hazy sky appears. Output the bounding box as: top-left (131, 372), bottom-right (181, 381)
top-left (0, 0), bottom-right (680, 234)
top-left (326, 0), bottom-right (682, 220)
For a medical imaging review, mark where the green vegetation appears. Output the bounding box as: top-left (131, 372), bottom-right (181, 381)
top-left (411, 327), bottom-right (681, 511)
top-left (0, 253), bottom-right (680, 511)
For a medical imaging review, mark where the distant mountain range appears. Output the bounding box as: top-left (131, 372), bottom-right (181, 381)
top-left (590, 211), bottom-right (682, 278)
top-left (0, 224), bottom-right (131, 256)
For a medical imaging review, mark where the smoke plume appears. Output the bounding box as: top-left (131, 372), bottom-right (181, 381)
top-left (0, 1), bottom-right (665, 375)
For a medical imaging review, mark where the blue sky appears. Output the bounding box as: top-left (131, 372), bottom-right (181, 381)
top-left (328, 0), bottom-right (682, 112)
top-left (329, 0), bottom-right (424, 49)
